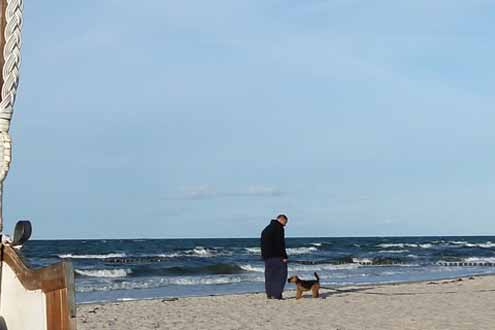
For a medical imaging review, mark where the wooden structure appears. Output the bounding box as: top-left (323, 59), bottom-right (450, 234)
top-left (0, 245), bottom-right (77, 330)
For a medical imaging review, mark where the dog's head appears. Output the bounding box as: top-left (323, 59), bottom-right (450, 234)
top-left (288, 276), bottom-right (299, 284)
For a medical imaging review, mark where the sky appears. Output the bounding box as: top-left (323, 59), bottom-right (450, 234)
top-left (3, 1), bottom-right (495, 239)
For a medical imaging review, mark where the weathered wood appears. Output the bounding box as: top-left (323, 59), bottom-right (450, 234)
top-left (46, 289), bottom-right (73, 330)
top-left (2, 245), bottom-right (77, 329)
top-left (3, 245), bottom-right (73, 293)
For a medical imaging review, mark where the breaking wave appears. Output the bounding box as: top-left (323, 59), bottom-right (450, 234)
top-left (244, 246), bottom-right (318, 255)
top-left (463, 257), bottom-right (495, 263)
top-left (377, 243), bottom-right (433, 249)
top-left (240, 263), bottom-right (359, 273)
top-left (240, 264), bottom-right (264, 272)
top-left (286, 247), bottom-right (318, 255)
top-left (450, 241), bottom-right (495, 249)
top-left (67, 247), bottom-right (232, 263)
top-left (189, 247), bottom-right (215, 257)
top-left (245, 247), bottom-right (261, 254)
top-left (352, 258), bottom-right (373, 264)
top-left (75, 269), bottom-right (132, 278)
top-left (377, 241), bottom-right (495, 250)
top-left (77, 276), bottom-right (248, 293)
top-left (290, 263), bottom-right (359, 271)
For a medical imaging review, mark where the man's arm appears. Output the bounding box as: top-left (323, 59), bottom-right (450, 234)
top-left (281, 227), bottom-right (288, 260)
top-left (260, 227), bottom-right (269, 259)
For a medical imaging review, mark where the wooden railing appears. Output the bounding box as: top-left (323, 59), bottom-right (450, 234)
top-left (1, 245), bottom-right (76, 330)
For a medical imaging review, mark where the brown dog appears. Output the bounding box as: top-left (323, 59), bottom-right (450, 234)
top-left (288, 272), bottom-right (320, 299)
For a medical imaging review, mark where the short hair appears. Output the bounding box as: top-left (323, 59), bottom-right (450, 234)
top-left (277, 214), bottom-right (288, 221)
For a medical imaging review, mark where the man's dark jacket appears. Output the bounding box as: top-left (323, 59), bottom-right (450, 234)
top-left (261, 220), bottom-right (288, 260)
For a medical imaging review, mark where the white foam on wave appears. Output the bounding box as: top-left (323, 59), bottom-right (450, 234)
top-left (450, 241), bottom-right (470, 246)
top-left (137, 248), bottom-right (230, 259)
top-left (377, 243), bottom-right (412, 248)
top-left (286, 247), bottom-right (318, 255)
top-left (59, 248), bottom-right (232, 260)
top-left (127, 252), bottom-right (183, 258)
top-left (245, 247), bottom-right (261, 254)
top-left (240, 264), bottom-right (265, 272)
top-left (75, 269), bottom-right (132, 278)
top-left (245, 246), bottom-right (318, 255)
top-left (172, 276), bottom-right (243, 285)
top-left (157, 253), bottom-right (181, 258)
top-left (175, 247), bottom-right (232, 258)
top-left (190, 247), bottom-right (213, 257)
top-left (478, 242), bottom-right (495, 248)
top-left (241, 262), bottom-right (359, 273)
top-left (76, 275), bottom-right (247, 293)
top-left (352, 258), bottom-right (373, 264)
top-left (58, 253), bottom-right (126, 259)
top-left (463, 257), bottom-right (495, 263)
top-left (290, 263), bottom-right (359, 271)
top-left (377, 243), bottom-right (433, 249)
top-left (77, 247), bottom-right (231, 260)
top-left (311, 243), bottom-right (323, 247)
top-left (449, 241), bottom-right (495, 248)
top-left (378, 249), bottom-right (409, 254)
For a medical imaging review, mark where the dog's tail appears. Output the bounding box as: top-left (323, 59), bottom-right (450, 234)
top-left (314, 272), bottom-right (320, 282)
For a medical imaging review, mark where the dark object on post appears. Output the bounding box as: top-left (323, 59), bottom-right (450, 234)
top-left (11, 220), bottom-right (32, 246)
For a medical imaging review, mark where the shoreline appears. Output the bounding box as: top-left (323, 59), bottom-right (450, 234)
top-left (76, 270), bottom-right (495, 305)
top-left (78, 274), bottom-right (495, 329)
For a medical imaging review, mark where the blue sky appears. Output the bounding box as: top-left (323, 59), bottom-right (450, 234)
top-left (3, 1), bottom-right (495, 238)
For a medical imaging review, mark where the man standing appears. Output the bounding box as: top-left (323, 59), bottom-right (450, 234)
top-left (260, 214), bottom-right (289, 300)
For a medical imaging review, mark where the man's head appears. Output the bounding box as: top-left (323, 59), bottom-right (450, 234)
top-left (276, 214), bottom-right (288, 226)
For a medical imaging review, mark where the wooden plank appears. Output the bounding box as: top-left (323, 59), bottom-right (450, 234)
top-left (46, 290), bottom-right (61, 330)
top-left (46, 288), bottom-right (74, 330)
top-left (45, 291), bottom-right (53, 328)
top-left (3, 245), bottom-right (71, 292)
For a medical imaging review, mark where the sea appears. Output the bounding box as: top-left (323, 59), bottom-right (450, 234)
top-left (20, 236), bottom-right (495, 304)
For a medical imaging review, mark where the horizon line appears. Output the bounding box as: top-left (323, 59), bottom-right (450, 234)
top-left (28, 234), bottom-right (495, 241)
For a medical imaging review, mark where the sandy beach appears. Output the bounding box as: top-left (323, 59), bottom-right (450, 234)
top-left (78, 274), bottom-right (495, 330)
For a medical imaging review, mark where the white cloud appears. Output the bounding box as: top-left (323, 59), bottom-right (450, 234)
top-left (180, 185), bottom-right (217, 200)
top-left (166, 185), bottom-right (284, 200)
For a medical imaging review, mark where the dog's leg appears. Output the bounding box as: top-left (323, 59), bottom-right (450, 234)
top-left (312, 285), bottom-right (320, 298)
top-left (296, 288), bottom-right (302, 300)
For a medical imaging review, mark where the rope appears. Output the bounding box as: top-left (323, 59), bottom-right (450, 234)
top-left (0, 0), bottom-right (23, 232)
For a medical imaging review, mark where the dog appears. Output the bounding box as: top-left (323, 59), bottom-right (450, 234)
top-left (288, 272), bottom-right (320, 299)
